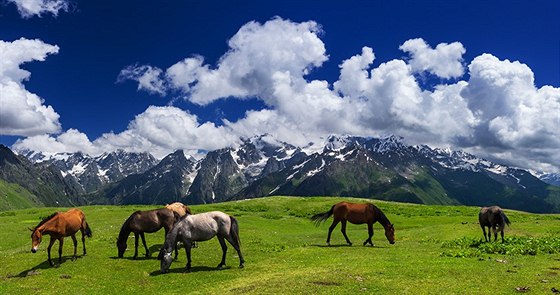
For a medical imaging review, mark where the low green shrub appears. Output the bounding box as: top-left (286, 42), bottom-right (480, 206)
top-left (441, 236), bottom-right (560, 257)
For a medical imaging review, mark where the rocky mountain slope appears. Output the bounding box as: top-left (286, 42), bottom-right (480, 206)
top-left (3, 134), bottom-right (559, 213)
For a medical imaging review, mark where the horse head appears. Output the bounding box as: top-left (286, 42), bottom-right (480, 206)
top-left (29, 227), bottom-right (42, 253)
top-left (116, 238), bottom-right (127, 258)
top-left (384, 224), bottom-right (395, 244)
top-left (158, 249), bottom-right (173, 274)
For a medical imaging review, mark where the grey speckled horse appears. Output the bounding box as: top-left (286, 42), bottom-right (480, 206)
top-left (158, 211), bottom-right (244, 273)
top-left (479, 206), bottom-right (511, 243)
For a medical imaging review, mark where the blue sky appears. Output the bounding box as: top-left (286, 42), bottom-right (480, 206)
top-left (0, 0), bottom-right (559, 172)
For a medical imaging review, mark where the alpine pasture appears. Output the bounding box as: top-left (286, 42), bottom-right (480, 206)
top-left (0, 196), bottom-right (559, 294)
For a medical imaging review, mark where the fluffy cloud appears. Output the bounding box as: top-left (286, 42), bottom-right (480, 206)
top-left (6, 0), bottom-right (69, 18)
top-left (119, 17), bottom-right (328, 106)
top-left (399, 38), bottom-right (466, 79)
top-left (12, 129), bottom-right (97, 155)
top-left (117, 65), bottom-right (167, 96)
top-left (13, 19), bottom-right (559, 173)
top-left (0, 38), bottom-right (62, 136)
top-left (458, 54), bottom-right (560, 171)
top-left (15, 106), bottom-right (239, 159)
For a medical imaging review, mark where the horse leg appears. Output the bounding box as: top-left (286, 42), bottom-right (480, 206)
top-left (341, 220), bottom-right (352, 246)
top-left (492, 226), bottom-right (498, 242)
top-left (58, 238), bottom-right (64, 265)
top-left (140, 232), bottom-right (149, 257)
top-left (364, 223), bottom-right (374, 246)
top-left (225, 232), bottom-right (244, 268)
top-left (327, 220), bottom-right (339, 246)
top-left (47, 236), bottom-right (56, 266)
top-left (184, 242), bottom-right (192, 272)
top-left (500, 228), bottom-right (505, 243)
top-left (81, 230), bottom-right (87, 256)
top-left (217, 236), bottom-right (228, 269)
top-left (486, 227), bottom-right (491, 242)
top-left (133, 233), bottom-right (139, 259)
top-left (71, 235), bottom-right (78, 261)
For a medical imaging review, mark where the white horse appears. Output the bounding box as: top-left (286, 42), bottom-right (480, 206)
top-left (158, 211), bottom-right (244, 273)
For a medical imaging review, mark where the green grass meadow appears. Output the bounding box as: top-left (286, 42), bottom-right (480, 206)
top-left (0, 196), bottom-right (559, 294)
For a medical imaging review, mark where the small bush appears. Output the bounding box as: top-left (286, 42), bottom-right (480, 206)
top-left (441, 236), bottom-right (560, 257)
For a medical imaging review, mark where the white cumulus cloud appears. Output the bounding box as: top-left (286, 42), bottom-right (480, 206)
top-left (0, 38), bottom-right (62, 136)
top-left (117, 65), bottom-right (167, 96)
top-left (13, 19), bottom-right (559, 173)
top-left (399, 38), bottom-right (466, 79)
top-left (6, 0), bottom-right (69, 18)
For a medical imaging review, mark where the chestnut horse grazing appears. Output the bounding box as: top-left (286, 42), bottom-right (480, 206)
top-left (30, 208), bottom-right (92, 266)
top-left (311, 202), bottom-right (395, 246)
top-left (479, 206), bottom-right (511, 243)
top-left (117, 208), bottom-right (179, 259)
top-left (165, 202), bottom-right (192, 217)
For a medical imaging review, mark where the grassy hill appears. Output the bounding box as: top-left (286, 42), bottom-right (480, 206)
top-left (0, 196), bottom-right (559, 294)
top-left (0, 179), bottom-right (43, 211)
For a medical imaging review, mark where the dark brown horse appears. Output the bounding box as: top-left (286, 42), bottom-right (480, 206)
top-left (30, 208), bottom-right (92, 266)
top-left (479, 206), bottom-right (511, 243)
top-left (311, 202), bottom-right (395, 246)
top-left (117, 208), bottom-right (179, 259)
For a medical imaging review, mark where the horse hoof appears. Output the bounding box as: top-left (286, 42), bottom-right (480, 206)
top-left (239, 264), bottom-right (244, 269)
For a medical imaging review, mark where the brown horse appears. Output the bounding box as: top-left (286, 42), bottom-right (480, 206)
top-left (311, 202), bottom-right (395, 246)
top-left (117, 208), bottom-right (179, 259)
top-left (30, 208), bottom-right (92, 266)
top-left (479, 206), bottom-right (511, 243)
top-left (165, 202), bottom-right (192, 217)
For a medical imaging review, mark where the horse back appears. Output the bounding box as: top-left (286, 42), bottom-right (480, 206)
top-left (182, 211), bottom-right (231, 241)
top-left (334, 202), bottom-right (372, 224)
top-left (165, 202), bottom-right (191, 217)
top-left (479, 206), bottom-right (505, 227)
top-left (55, 208), bottom-right (86, 236)
top-left (127, 208), bottom-right (174, 233)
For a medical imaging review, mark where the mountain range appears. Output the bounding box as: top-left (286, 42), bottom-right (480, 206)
top-left (1, 134), bottom-right (559, 213)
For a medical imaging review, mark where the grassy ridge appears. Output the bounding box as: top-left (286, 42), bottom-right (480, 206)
top-left (0, 196), bottom-right (559, 294)
top-left (0, 179), bottom-right (42, 211)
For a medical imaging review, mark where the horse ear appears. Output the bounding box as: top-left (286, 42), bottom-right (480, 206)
top-left (28, 227), bottom-right (35, 232)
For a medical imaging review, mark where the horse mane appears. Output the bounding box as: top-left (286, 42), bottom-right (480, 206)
top-left (34, 212), bottom-right (59, 230)
top-left (372, 204), bottom-right (391, 227)
top-left (178, 211), bottom-right (191, 221)
top-left (117, 211), bottom-right (139, 242)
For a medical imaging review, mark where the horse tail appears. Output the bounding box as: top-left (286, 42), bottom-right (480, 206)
top-left (79, 210), bottom-right (93, 237)
top-left (84, 221), bottom-right (93, 237)
top-left (229, 215), bottom-right (241, 246)
top-left (310, 205), bottom-right (335, 226)
top-left (500, 210), bottom-right (511, 227)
